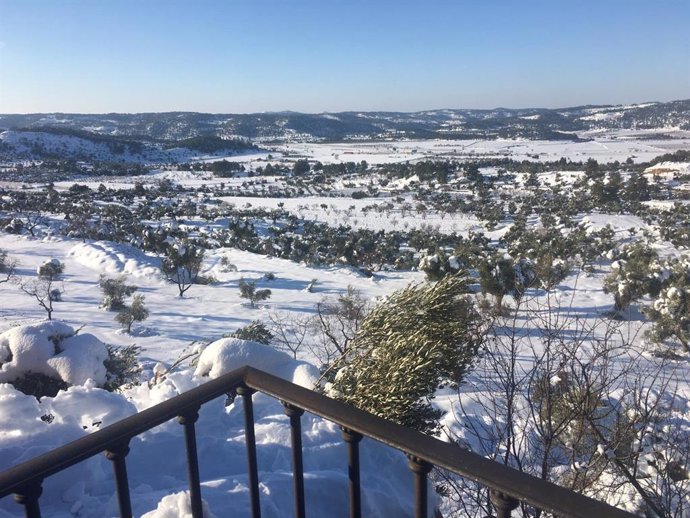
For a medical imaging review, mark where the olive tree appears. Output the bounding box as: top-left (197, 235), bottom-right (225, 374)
top-left (327, 274), bottom-right (486, 434)
top-left (115, 294), bottom-right (149, 333)
top-left (161, 241), bottom-right (205, 297)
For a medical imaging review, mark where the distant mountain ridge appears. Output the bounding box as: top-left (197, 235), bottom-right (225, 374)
top-left (1, 99), bottom-right (688, 146)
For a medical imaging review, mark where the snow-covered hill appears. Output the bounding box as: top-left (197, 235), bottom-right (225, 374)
top-left (1, 99), bottom-right (688, 144)
top-left (0, 129), bottom-right (261, 164)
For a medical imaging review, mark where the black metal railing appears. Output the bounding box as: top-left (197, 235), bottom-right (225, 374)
top-left (0, 365), bottom-right (637, 518)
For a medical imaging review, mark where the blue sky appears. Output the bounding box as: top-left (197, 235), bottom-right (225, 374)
top-left (0, 0), bottom-right (688, 113)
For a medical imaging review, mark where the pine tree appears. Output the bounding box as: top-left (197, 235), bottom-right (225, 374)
top-left (239, 278), bottom-right (271, 308)
top-left (644, 254), bottom-right (690, 352)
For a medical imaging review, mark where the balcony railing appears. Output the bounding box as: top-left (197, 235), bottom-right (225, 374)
top-left (0, 365), bottom-right (637, 518)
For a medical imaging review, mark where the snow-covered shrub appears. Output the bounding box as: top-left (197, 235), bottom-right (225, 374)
top-left (228, 320), bottom-right (273, 345)
top-left (99, 274), bottom-right (138, 310)
top-left (194, 337), bottom-right (318, 388)
top-left (4, 217), bottom-right (24, 234)
top-left (103, 344), bottom-right (143, 391)
top-left (479, 254), bottom-right (535, 312)
top-left (530, 255), bottom-right (572, 291)
top-left (645, 254), bottom-right (690, 353)
top-left (38, 258), bottom-right (65, 280)
top-left (141, 491), bottom-right (216, 518)
top-left (418, 249), bottom-right (463, 281)
top-left (10, 372), bottom-right (69, 399)
top-left (219, 255), bottom-right (237, 272)
top-left (603, 242), bottom-right (660, 315)
top-left (531, 369), bottom-right (611, 466)
top-left (0, 321), bottom-right (109, 398)
top-left (328, 274), bottom-right (486, 434)
top-left (0, 249), bottom-right (9, 272)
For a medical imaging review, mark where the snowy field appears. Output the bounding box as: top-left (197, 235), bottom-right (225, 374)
top-left (276, 136), bottom-right (690, 165)
top-left (1, 135), bottom-right (689, 517)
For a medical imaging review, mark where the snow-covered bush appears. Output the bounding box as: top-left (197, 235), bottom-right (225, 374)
top-left (533, 255), bottom-right (572, 291)
top-left (0, 321), bottom-right (141, 398)
top-left (0, 249), bottom-right (10, 273)
top-left (645, 254), bottom-right (690, 353)
top-left (228, 320), bottom-right (273, 345)
top-left (4, 217), bottom-right (24, 234)
top-left (479, 254), bottom-right (535, 312)
top-left (238, 277), bottom-right (271, 308)
top-left (103, 344), bottom-right (143, 391)
top-left (418, 249), bottom-right (463, 281)
top-left (194, 337), bottom-right (318, 388)
top-left (603, 242), bottom-right (660, 315)
top-left (0, 321), bottom-right (109, 397)
top-left (328, 274), bottom-right (486, 434)
top-left (218, 255), bottom-right (237, 272)
top-left (38, 258), bottom-right (65, 280)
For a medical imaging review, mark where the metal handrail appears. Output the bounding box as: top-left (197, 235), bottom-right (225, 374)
top-left (0, 365), bottom-right (638, 518)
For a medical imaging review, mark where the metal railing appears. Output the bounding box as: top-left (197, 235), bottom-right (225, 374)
top-left (0, 365), bottom-right (637, 518)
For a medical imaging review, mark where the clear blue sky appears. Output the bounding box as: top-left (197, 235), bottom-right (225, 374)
top-left (0, 0), bottom-right (688, 113)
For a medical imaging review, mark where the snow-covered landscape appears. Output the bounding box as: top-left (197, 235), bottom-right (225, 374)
top-left (1, 1), bottom-right (689, 514)
top-left (1, 114), bottom-right (690, 516)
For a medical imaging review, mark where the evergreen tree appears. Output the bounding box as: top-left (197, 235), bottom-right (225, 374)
top-left (644, 255), bottom-right (690, 352)
top-left (603, 242), bottom-right (660, 315)
top-left (161, 241), bottom-right (205, 297)
top-left (115, 294), bottom-right (149, 333)
top-left (239, 278), bottom-right (272, 308)
top-left (328, 275), bottom-right (486, 434)
top-left (99, 275), bottom-right (138, 310)
top-left (479, 255), bottom-right (517, 312)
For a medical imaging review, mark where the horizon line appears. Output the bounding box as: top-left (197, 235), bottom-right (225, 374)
top-left (1, 98), bottom-right (688, 118)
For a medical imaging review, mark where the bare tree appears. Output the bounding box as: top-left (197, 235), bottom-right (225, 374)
top-left (310, 286), bottom-right (369, 367)
top-left (267, 311), bottom-right (311, 359)
top-left (18, 258), bottom-right (65, 320)
top-left (0, 250), bottom-right (17, 285)
top-left (441, 286), bottom-right (688, 518)
top-left (20, 277), bottom-right (59, 320)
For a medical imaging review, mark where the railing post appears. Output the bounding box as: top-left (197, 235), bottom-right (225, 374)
top-left (237, 386), bottom-right (262, 518)
top-left (408, 456), bottom-right (432, 518)
top-left (13, 481), bottom-right (43, 518)
top-left (341, 428), bottom-right (363, 518)
top-left (490, 490), bottom-right (519, 518)
top-left (283, 402), bottom-right (306, 518)
top-left (178, 407), bottom-right (204, 518)
top-left (105, 441), bottom-right (133, 518)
